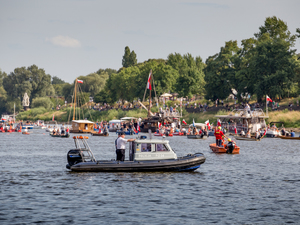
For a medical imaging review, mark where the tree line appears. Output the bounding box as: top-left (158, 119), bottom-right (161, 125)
top-left (0, 16), bottom-right (299, 115)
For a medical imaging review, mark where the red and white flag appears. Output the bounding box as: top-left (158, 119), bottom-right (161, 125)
top-left (263, 128), bottom-right (267, 137)
top-left (137, 123), bottom-right (140, 132)
top-left (158, 122), bottom-right (162, 129)
top-left (266, 95), bottom-right (272, 102)
top-left (234, 125), bottom-right (237, 134)
top-left (205, 120), bottom-right (210, 130)
top-left (182, 119), bottom-right (187, 125)
top-left (77, 79), bottom-right (83, 84)
top-left (147, 70), bottom-right (152, 90)
top-left (217, 119), bottom-right (221, 126)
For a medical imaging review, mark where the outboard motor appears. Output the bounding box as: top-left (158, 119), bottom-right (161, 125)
top-left (67, 149), bottom-right (83, 167)
top-left (226, 142), bottom-right (235, 154)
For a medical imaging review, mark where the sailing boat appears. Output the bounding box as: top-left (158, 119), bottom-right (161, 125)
top-left (139, 70), bottom-right (182, 133)
top-left (69, 79), bottom-right (95, 133)
top-left (138, 70), bottom-right (163, 133)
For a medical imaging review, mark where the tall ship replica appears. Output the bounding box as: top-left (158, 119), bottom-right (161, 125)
top-left (69, 79), bottom-right (95, 133)
top-left (215, 108), bottom-right (268, 134)
top-left (138, 70), bottom-right (182, 133)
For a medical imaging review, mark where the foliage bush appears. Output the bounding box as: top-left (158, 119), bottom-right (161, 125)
top-left (32, 97), bottom-right (53, 110)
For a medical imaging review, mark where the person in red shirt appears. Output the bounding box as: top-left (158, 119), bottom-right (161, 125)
top-left (214, 126), bottom-right (224, 146)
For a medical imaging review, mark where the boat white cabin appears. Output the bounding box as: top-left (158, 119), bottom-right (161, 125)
top-left (130, 139), bottom-right (177, 161)
top-left (108, 119), bottom-right (125, 132)
top-left (216, 108), bottom-right (268, 134)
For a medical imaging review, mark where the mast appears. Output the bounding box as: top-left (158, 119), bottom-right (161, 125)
top-left (266, 94), bottom-right (268, 116)
top-left (148, 83), bottom-right (151, 117)
top-left (73, 79), bottom-right (77, 120)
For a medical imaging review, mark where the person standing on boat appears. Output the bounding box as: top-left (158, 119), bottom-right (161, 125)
top-left (214, 126), bottom-right (224, 146)
top-left (255, 130), bottom-right (261, 139)
top-left (61, 124), bottom-right (65, 135)
top-left (116, 132), bottom-right (136, 161)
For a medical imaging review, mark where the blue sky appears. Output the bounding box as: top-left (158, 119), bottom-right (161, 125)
top-left (1, 0), bottom-right (299, 83)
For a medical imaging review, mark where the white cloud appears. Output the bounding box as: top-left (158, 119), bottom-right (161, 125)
top-left (46, 35), bottom-right (81, 48)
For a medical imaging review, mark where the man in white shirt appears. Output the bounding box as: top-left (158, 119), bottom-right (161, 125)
top-left (116, 132), bottom-right (135, 161)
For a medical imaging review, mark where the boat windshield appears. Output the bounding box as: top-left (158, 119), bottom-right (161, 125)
top-left (139, 143), bottom-right (170, 152)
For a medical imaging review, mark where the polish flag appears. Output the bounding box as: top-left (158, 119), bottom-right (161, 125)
top-left (77, 79), bottom-right (83, 84)
top-left (217, 119), bottom-right (221, 126)
top-left (205, 120), bottom-right (210, 130)
top-left (266, 95), bottom-right (272, 102)
top-left (263, 128), bottom-right (267, 137)
top-left (137, 123), bottom-right (140, 131)
top-left (158, 122), bottom-right (162, 129)
top-left (234, 126), bottom-right (237, 134)
top-left (182, 119), bottom-right (187, 125)
top-left (147, 70), bottom-right (152, 90)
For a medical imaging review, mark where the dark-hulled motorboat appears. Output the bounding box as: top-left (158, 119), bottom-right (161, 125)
top-left (66, 136), bottom-right (206, 172)
top-left (50, 133), bottom-right (70, 138)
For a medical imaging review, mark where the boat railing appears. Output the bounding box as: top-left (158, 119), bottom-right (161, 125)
top-left (229, 108), bottom-right (266, 117)
top-left (73, 136), bottom-right (96, 162)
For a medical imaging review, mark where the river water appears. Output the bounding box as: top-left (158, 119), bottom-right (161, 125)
top-left (1, 128), bottom-right (300, 224)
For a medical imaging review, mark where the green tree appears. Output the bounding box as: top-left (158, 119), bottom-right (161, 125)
top-left (249, 16), bottom-right (300, 100)
top-left (32, 97), bottom-right (54, 110)
top-left (204, 41), bottom-right (240, 101)
top-left (168, 53), bottom-right (206, 98)
top-left (76, 73), bottom-right (109, 97)
top-left (0, 70), bottom-right (8, 114)
top-left (3, 65), bottom-right (54, 104)
top-left (249, 38), bottom-right (299, 100)
top-left (96, 68), bottom-right (117, 77)
top-left (94, 90), bottom-right (113, 104)
top-left (122, 46), bottom-right (137, 68)
top-left (52, 76), bottom-right (66, 84)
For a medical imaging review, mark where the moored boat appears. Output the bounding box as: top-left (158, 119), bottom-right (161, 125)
top-left (187, 135), bottom-right (207, 139)
top-left (66, 136), bottom-right (206, 172)
top-left (235, 136), bottom-right (261, 141)
top-left (278, 136), bottom-right (300, 140)
top-left (91, 132), bottom-right (109, 136)
top-left (50, 133), bottom-right (70, 138)
top-left (209, 143), bottom-right (240, 154)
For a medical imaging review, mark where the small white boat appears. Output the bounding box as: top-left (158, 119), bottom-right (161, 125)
top-left (45, 126), bottom-right (54, 132)
top-left (66, 136), bottom-right (206, 172)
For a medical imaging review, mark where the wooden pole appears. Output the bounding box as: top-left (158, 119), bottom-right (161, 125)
top-left (73, 79), bottom-right (77, 120)
top-left (266, 95), bottom-right (268, 116)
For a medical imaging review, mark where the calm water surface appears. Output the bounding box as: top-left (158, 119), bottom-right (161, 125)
top-left (1, 129), bottom-right (300, 224)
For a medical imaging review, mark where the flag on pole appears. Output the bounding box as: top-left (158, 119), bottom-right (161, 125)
top-left (137, 123), bottom-right (140, 132)
top-left (158, 122), bottom-right (161, 129)
top-left (147, 70), bottom-right (152, 90)
top-left (234, 125), bottom-right (237, 134)
top-left (205, 120), bottom-right (210, 130)
top-left (77, 80), bottom-right (83, 84)
top-left (182, 119), bottom-right (187, 125)
top-left (262, 128), bottom-right (267, 137)
top-left (266, 95), bottom-right (272, 102)
top-left (52, 114), bottom-right (54, 121)
top-left (217, 119), bottom-right (221, 126)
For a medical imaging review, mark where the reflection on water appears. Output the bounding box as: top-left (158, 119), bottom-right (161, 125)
top-left (0, 130), bottom-right (300, 224)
